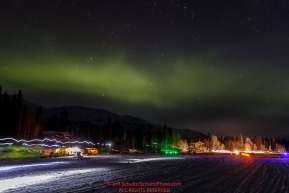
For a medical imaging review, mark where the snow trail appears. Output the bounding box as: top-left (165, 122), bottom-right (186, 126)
top-left (1, 155), bottom-right (289, 192)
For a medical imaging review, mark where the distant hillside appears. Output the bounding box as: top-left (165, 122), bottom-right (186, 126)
top-left (45, 106), bottom-right (157, 131)
top-left (23, 100), bottom-right (207, 141)
top-left (173, 129), bottom-right (207, 142)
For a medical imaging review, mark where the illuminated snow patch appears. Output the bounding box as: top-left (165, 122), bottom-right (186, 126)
top-left (0, 162), bottom-right (68, 171)
top-left (247, 151), bottom-right (266, 154)
top-left (122, 157), bottom-right (184, 163)
top-left (211, 150), bottom-right (232, 153)
top-left (0, 168), bottom-right (105, 192)
top-left (0, 175), bottom-right (52, 192)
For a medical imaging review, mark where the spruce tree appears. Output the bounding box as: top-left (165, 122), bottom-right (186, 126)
top-left (105, 116), bottom-right (112, 143)
top-left (59, 109), bottom-right (68, 132)
top-left (35, 107), bottom-right (45, 138)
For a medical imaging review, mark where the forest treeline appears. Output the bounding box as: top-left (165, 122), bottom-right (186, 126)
top-left (0, 85), bottom-right (288, 152)
top-left (204, 134), bottom-right (287, 153)
top-left (47, 114), bottom-right (181, 150)
top-left (0, 86), bottom-right (45, 139)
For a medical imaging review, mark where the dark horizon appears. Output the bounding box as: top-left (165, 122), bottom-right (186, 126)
top-left (17, 92), bottom-right (289, 140)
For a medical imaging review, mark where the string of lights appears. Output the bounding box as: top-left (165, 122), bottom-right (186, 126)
top-left (0, 143), bottom-right (13, 146)
top-left (0, 138), bottom-right (95, 146)
top-left (22, 143), bottom-right (62, 148)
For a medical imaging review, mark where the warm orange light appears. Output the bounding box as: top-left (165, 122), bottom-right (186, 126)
top-left (241, 152), bottom-right (250, 157)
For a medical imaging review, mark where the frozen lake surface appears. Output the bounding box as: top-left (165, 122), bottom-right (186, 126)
top-left (0, 154), bottom-right (289, 193)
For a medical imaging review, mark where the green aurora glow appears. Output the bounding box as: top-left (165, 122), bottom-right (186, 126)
top-left (1, 51), bottom-right (288, 110)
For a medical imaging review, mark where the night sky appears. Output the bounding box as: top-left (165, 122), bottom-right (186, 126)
top-left (1, 1), bottom-right (289, 138)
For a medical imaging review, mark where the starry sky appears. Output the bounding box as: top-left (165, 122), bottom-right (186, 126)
top-left (1, 1), bottom-right (289, 138)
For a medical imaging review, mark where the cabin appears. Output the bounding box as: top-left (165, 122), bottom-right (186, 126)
top-left (189, 140), bottom-right (205, 153)
top-left (83, 148), bottom-right (98, 154)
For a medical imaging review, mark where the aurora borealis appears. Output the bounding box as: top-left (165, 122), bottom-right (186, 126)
top-left (1, 1), bottom-right (289, 137)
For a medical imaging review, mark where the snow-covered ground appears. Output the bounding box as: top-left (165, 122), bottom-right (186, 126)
top-left (0, 154), bottom-right (288, 193)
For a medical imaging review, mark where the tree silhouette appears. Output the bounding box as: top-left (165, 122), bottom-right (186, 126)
top-left (162, 124), bottom-right (168, 148)
top-left (16, 90), bottom-right (23, 138)
top-left (35, 107), bottom-right (44, 138)
top-left (95, 128), bottom-right (103, 145)
top-left (59, 109), bottom-right (68, 132)
top-left (121, 131), bottom-right (127, 148)
top-left (105, 116), bottom-right (112, 143)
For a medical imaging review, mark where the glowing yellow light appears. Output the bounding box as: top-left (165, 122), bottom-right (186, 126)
top-left (71, 147), bottom-right (81, 152)
top-left (66, 147), bottom-right (81, 154)
top-left (241, 152), bottom-right (250, 157)
top-left (234, 150), bottom-right (239, 155)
